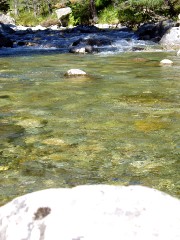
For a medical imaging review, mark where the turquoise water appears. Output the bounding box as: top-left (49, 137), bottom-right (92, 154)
top-left (0, 51), bottom-right (179, 205)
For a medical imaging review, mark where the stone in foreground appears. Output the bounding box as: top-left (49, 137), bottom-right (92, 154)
top-left (65, 69), bottom-right (87, 76)
top-left (0, 185), bottom-right (180, 240)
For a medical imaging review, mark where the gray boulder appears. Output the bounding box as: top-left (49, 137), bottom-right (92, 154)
top-left (55, 7), bottom-right (72, 27)
top-left (0, 185), bottom-right (180, 240)
top-left (160, 27), bottom-right (180, 49)
top-left (0, 13), bottom-right (15, 25)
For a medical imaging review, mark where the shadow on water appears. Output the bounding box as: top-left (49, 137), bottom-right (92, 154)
top-left (0, 47), bottom-right (69, 58)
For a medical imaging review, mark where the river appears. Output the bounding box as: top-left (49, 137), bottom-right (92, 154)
top-left (0, 49), bottom-right (179, 205)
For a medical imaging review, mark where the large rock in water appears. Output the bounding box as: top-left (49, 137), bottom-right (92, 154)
top-left (0, 185), bottom-right (180, 240)
top-left (69, 36), bottom-right (112, 53)
top-left (136, 20), bottom-right (175, 42)
top-left (160, 27), bottom-right (180, 49)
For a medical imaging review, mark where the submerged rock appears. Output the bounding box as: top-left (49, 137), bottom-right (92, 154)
top-left (16, 119), bottom-right (47, 129)
top-left (0, 185), bottom-right (180, 240)
top-left (42, 138), bottom-right (66, 146)
top-left (0, 123), bottom-right (24, 140)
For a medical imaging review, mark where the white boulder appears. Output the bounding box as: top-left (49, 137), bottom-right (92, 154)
top-left (177, 49), bottom-right (180, 56)
top-left (0, 185), bottom-right (180, 240)
top-left (65, 69), bottom-right (87, 76)
top-left (160, 59), bottom-right (173, 65)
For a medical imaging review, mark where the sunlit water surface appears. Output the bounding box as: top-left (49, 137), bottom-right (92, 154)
top-left (0, 51), bottom-right (179, 205)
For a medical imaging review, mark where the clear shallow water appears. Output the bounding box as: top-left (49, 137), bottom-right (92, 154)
top-left (0, 51), bottom-right (179, 205)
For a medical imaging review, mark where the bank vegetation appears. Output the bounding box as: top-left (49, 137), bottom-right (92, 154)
top-left (0, 0), bottom-right (179, 28)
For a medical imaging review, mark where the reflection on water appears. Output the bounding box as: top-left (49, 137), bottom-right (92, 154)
top-left (0, 51), bottom-right (179, 205)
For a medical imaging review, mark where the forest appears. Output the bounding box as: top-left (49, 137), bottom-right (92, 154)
top-left (0, 0), bottom-right (180, 27)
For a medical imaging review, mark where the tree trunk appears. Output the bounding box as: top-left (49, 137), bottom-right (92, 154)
top-left (14, 0), bottom-right (19, 16)
top-left (46, 0), bottom-right (52, 14)
top-left (33, 0), bottom-right (37, 16)
top-left (26, 0), bottom-right (31, 13)
top-left (90, 0), bottom-right (98, 24)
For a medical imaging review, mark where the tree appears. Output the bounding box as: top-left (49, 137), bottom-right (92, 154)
top-left (0, 0), bottom-right (10, 12)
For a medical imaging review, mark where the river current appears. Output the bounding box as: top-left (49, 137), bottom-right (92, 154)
top-left (0, 45), bottom-right (180, 205)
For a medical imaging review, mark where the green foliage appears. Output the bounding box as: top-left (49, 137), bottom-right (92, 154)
top-left (40, 14), bottom-right (59, 27)
top-left (98, 5), bottom-right (119, 24)
top-left (15, 11), bottom-right (39, 26)
top-left (69, 1), bottom-right (91, 25)
top-left (129, 0), bottom-right (164, 9)
top-left (117, 0), bottom-right (180, 28)
top-left (15, 11), bottom-right (60, 27)
top-left (95, 0), bottom-right (112, 9)
top-left (14, 11), bottom-right (47, 26)
top-left (118, 4), bottom-right (149, 28)
top-left (168, 0), bottom-right (180, 18)
top-left (68, 12), bottom-right (79, 26)
top-left (2, 0), bottom-right (180, 27)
